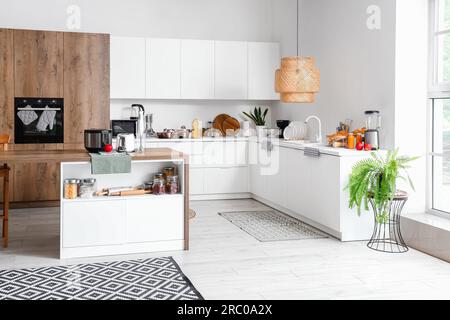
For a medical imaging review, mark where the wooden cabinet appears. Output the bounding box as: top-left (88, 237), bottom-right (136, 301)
top-left (214, 41), bottom-right (248, 99)
top-left (14, 30), bottom-right (64, 98)
top-left (146, 38), bottom-right (181, 99)
top-left (248, 42), bottom-right (280, 100)
top-left (110, 36), bottom-right (146, 99)
top-left (0, 29), bottom-right (14, 139)
top-left (181, 40), bottom-right (214, 99)
top-left (13, 162), bottom-right (60, 202)
top-left (64, 32), bottom-right (110, 144)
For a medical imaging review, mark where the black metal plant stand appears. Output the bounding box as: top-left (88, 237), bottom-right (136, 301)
top-left (367, 191), bottom-right (409, 253)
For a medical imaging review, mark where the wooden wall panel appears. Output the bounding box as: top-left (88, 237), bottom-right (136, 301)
top-left (13, 162), bottom-right (60, 202)
top-left (0, 29), bottom-right (14, 139)
top-left (14, 30), bottom-right (64, 98)
top-left (64, 32), bottom-right (110, 144)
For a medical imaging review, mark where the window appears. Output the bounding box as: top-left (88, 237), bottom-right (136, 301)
top-left (431, 0), bottom-right (450, 89)
top-left (430, 0), bottom-right (450, 214)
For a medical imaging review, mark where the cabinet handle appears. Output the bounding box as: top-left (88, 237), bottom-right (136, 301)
top-left (304, 147), bottom-right (320, 157)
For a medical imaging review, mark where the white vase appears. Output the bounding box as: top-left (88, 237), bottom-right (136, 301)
top-left (256, 125), bottom-right (267, 139)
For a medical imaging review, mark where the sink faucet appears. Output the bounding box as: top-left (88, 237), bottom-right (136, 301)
top-left (305, 115), bottom-right (322, 143)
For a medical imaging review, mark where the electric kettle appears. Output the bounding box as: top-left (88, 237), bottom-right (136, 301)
top-left (116, 133), bottom-right (136, 153)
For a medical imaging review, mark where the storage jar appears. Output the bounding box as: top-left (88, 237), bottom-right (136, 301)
top-left (80, 178), bottom-right (96, 198)
top-left (64, 178), bottom-right (81, 199)
top-left (165, 175), bottom-right (179, 194)
top-left (152, 178), bottom-right (166, 195)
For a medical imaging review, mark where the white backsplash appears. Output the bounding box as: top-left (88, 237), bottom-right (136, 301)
top-left (110, 100), bottom-right (273, 132)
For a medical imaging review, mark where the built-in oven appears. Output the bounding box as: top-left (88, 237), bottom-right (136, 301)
top-left (14, 98), bottom-right (64, 144)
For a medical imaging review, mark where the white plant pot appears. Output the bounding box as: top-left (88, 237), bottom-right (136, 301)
top-left (256, 125), bottom-right (267, 139)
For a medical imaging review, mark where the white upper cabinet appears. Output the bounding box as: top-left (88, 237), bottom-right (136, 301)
top-left (110, 37), bottom-right (279, 101)
top-left (214, 41), bottom-right (248, 100)
top-left (248, 42), bottom-right (280, 100)
top-left (146, 38), bottom-right (181, 99)
top-left (181, 40), bottom-right (215, 99)
top-left (110, 37), bottom-right (146, 99)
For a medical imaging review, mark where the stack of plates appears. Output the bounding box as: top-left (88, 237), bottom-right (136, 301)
top-left (283, 121), bottom-right (307, 140)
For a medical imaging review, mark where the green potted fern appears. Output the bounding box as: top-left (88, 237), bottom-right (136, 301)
top-left (243, 107), bottom-right (268, 138)
top-left (347, 149), bottom-right (418, 224)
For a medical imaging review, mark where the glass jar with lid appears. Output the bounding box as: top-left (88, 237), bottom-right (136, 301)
top-left (64, 178), bottom-right (81, 199)
top-left (80, 178), bottom-right (96, 198)
top-left (163, 167), bottom-right (175, 180)
top-left (152, 178), bottom-right (166, 195)
top-left (165, 175), bottom-right (179, 194)
top-left (154, 172), bottom-right (164, 182)
top-left (143, 181), bottom-right (153, 193)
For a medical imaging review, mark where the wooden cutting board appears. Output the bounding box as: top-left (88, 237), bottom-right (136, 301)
top-left (213, 114), bottom-right (230, 135)
top-left (222, 116), bottom-right (240, 134)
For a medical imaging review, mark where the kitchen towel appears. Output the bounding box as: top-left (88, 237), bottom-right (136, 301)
top-left (36, 106), bottom-right (57, 131)
top-left (90, 153), bottom-right (132, 174)
top-left (17, 105), bottom-right (38, 125)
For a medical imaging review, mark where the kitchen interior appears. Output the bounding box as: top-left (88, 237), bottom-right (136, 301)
top-left (0, 0), bottom-right (449, 301)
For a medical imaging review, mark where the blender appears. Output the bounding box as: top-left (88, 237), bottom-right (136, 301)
top-left (364, 110), bottom-right (381, 150)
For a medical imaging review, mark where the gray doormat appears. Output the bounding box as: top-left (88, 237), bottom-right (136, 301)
top-left (0, 257), bottom-right (203, 300)
top-left (219, 210), bottom-right (328, 242)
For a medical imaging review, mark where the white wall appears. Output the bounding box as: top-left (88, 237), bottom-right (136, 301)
top-left (110, 100), bottom-right (271, 132)
top-left (0, 0), bottom-right (274, 41)
top-left (0, 0), bottom-right (276, 127)
top-left (271, 0), bottom-right (397, 149)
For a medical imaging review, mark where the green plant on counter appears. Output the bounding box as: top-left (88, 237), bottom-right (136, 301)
top-left (346, 149), bottom-right (418, 223)
top-left (243, 107), bottom-right (268, 126)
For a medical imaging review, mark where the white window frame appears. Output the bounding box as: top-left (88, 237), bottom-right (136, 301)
top-left (429, 0), bottom-right (450, 95)
top-left (428, 0), bottom-right (450, 218)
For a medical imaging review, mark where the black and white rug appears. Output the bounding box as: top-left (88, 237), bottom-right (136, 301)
top-left (219, 210), bottom-right (328, 242)
top-left (0, 257), bottom-right (203, 300)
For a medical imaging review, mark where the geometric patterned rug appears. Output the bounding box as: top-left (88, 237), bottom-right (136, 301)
top-left (0, 257), bottom-right (203, 300)
top-left (219, 210), bottom-right (328, 242)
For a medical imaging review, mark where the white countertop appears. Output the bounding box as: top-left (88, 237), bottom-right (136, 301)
top-left (145, 137), bottom-right (250, 142)
top-left (115, 136), bottom-right (385, 157)
top-left (277, 140), bottom-right (384, 157)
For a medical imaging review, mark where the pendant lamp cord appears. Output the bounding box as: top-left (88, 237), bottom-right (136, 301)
top-left (296, 0), bottom-right (299, 56)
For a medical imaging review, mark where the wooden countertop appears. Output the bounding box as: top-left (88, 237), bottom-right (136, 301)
top-left (0, 148), bottom-right (188, 163)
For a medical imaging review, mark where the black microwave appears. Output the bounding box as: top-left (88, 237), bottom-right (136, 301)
top-left (111, 120), bottom-right (137, 137)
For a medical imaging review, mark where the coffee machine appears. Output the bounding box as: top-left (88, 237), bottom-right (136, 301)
top-left (276, 120), bottom-right (291, 139)
top-left (364, 110), bottom-right (381, 150)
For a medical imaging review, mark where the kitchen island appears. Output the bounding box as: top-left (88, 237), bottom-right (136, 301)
top-left (0, 148), bottom-right (189, 259)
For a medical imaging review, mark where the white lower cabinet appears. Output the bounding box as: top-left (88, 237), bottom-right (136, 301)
top-left (189, 167), bottom-right (205, 195)
top-left (126, 197), bottom-right (184, 243)
top-left (63, 200), bottom-right (127, 248)
top-left (252, 145), bottom-right (342, 233)
top-left (148, 141), bottom-right (250, 197)
top-left (250, 144), bottom-right (374, 241)
top-left (204, 167), bottom-right (248, 194)
top-left (61, 196), bottom-right (185, 258)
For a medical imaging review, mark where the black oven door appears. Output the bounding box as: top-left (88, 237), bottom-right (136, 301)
top-left (14, 98), bottom-right (64, 144)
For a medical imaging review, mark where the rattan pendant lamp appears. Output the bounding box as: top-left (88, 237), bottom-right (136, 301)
top-left (275, 0), bottom-right (320, 103)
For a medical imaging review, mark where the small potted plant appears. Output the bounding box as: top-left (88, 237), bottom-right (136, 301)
top-left (243, 107), bottom-right (268, 138)
top-left (347, 150), bottom-right (418, 252)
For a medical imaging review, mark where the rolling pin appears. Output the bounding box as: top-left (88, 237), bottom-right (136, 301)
top-left (110, 189), bottom-right (152, 196)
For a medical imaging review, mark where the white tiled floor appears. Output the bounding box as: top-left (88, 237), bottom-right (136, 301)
top-left (1, 199), bottom-right (450, 300)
